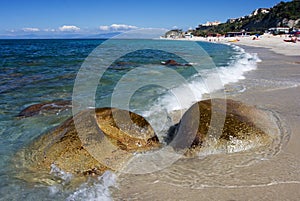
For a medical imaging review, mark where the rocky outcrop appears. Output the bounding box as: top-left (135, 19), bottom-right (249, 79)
top-left (14, 99), bottom-right (284, 184)
top-left (168, 99), bottom-right (279, 155)
top-left (164, 29), bottom-right (184, 39)
top-left (14, 108), bottom-right (160, 180)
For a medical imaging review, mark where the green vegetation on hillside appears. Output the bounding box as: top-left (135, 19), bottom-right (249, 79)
top-left (192, 0), bottom-right (300, 36)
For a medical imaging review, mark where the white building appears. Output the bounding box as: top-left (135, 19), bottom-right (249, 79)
top-left (202, 21), bottom-right (221, 27)
top-left (268, 27), bottom-right (290, 34)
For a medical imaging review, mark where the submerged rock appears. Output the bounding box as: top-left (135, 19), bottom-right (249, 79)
top-left (168, 99), bottom-right (280, 155)
top-left (14, 108), bottom-right (160, 181)
top-left (161, 59), bottom-right (192, 66)
top-left (18, 100), bottom-right (72, 118)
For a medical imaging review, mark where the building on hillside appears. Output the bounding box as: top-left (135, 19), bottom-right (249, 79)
top-left (201, 21), bottom-right (221, 27)
top-left (225, 31), bottom-right (250, 37)
top-left (227, 8), bottom-right (270, 24)
top-left (227, 18), bottom-right (237, 23)
top-left (184, 30), bottom-right (194, 38)
top-left (195, 21), bottom-right (221, 31)
top-left (268, 27), bottom-right (290, 34)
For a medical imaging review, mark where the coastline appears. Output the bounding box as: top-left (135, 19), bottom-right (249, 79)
top-left (226, 44), bottom-right (300, 156)
top-left (203, 44), bottom-right (300, 199)
top-left (203, 44), bottom-right (300, 200)
top-left (113, 43), bottom-right (300, 200)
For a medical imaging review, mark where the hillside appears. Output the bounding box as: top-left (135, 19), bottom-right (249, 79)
top-left (192, 0), bottom-right (300, 36)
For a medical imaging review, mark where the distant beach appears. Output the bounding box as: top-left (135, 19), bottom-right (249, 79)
top-left (166, 33), bottom-right (300, 57)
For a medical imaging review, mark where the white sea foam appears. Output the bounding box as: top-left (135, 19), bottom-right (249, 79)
top-left (152, 45), bottom-right (259, 113)
top-left (66, 171), bottom-right (117, 201)
top-left (217, 46), bottom-right (260, 84)
top-left (48, 166), bottom-right (117, 200)
top-left (50, 163), bottom-right (73, 183)
top-left (48, 164), bottom-right (73, 196)
top-left (143, 45), bottom-right (261, 140)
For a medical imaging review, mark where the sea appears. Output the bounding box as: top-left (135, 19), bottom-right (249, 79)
top-left (0, 38), bottom-right (264, 200)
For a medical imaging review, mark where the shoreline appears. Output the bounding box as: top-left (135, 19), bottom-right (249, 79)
top-left (219, 45), bottom-right (300, 200)
top-left (113, 42), bottom-right (300, 200)
top-left (228, 43), bottom-right (300, 142)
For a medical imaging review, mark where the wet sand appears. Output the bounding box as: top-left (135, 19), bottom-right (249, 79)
top-left (217, 45), bottom-right (300, 200)
top-left (112, 46), bottom-right (300, 200)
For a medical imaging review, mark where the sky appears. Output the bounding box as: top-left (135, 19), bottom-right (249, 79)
top-left (0, 0), bottom-right (290, 38)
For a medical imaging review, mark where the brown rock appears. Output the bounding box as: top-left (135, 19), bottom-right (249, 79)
top-left (18, 100), bottom-right (72, 118)
top-left (14, 108), bottom-right (160, 182)
top-left (13, 99), bottom-right (283, 185)
top-left (95, 108), bottom-right (160, 151)
top-left (161, 59), bottom-right (192, 66)
top-left (168, 99), bottom-right (279, 155)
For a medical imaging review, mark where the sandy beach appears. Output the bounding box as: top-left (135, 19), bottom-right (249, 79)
top-left (177, 34), bottom-right (300, 57)
top-left (229, 35), bottom-right (300, 57)
top-left (219, 45), bottom-right (300, 200)
top-left (111, 40), bottom-right (300, 200)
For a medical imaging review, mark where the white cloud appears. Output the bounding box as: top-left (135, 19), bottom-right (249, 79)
top-left (99, 25), bottom-right (110, 31)
top-left (99, 24), bottom-right (138, 31)
top-left (111, 24), bottom-right (137, 30)
top-left (22, 27), bottom-right (40, 32)
top-left (58, 25), bottom-right (80, 32)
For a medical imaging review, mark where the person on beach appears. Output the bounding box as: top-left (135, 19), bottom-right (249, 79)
top-left (284, 36), bottom-right (297, 43)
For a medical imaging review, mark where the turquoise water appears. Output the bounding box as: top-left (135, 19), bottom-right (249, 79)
top-left (0, 39), bottom-right (259, 200)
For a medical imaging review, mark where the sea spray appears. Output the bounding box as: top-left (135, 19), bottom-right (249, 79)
top-left (48, 164), bottom-right (73, 196)
top-left (142, 45), bottom-right (261, 142)
top-left (65, 171), bottom-right (117, 201)
top-left (45, 147), bottom-right (118, 200)
top-left (50, 164), bottom-right (73, 184)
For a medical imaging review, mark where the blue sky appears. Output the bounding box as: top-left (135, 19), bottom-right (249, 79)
top-left (0, 0), bottom-right (289, 38)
